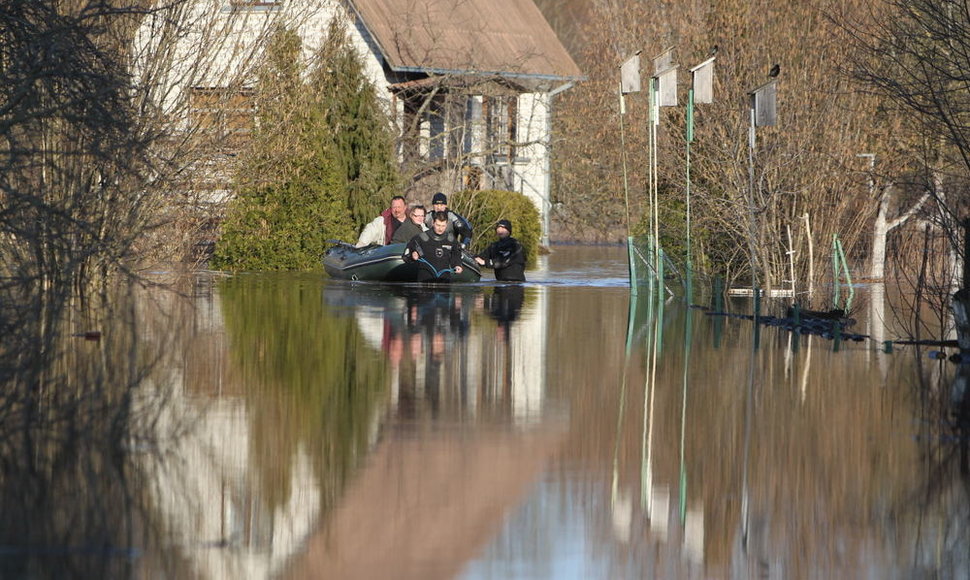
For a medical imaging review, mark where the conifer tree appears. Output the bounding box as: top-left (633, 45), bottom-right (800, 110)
top-left (214, 24), bottom-right (399, 271)
top-left (311, 19), bottom-right (400, 226)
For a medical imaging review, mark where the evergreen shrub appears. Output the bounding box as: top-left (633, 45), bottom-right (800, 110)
top-left (212, 23), bottom-right (398, 271)
top-left (451, 189), bottom-right (541, 268)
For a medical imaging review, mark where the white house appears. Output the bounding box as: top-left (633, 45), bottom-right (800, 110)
top-left (134, 0), bottom-right (581, 242)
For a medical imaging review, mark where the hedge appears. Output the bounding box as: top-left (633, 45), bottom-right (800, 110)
top-left (450, 189), bottom-right (541, 268)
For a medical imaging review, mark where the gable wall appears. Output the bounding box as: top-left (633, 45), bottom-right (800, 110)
top-left (133, 0), bottom-right (559, 236)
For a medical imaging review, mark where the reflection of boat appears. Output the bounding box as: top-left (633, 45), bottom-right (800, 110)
top-left (323, 242), bottom-right (482, 283)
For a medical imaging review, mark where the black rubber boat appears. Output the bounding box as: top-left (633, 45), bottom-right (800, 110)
top-left (322, 242), bottom-right (482, 282)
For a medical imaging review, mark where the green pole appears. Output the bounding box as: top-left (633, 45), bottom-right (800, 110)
top-left (685, 88), bottom-right (694, 303)
top-left (679, 289), bottom-right (693, 524)
top-left (647, 235), bottom-right (656, 300)
top-left (832, 234), bottom-right (841, 310)
top-left (836, 237), bottom-right (854, 311)
top-left (754, 289), bottom-right (761, 350)
top-left (655, 255), bottom-right (666, 354)
top-left (650, 77), bottom-right (661, 289)
top-left (628, 237), bottom-right (638, 297)
top-left (680, 90), bottom-right (696, 523)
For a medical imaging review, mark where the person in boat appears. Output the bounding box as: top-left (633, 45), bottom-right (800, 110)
top-left (474, 219), bottom-right (526, 281)
top-left (355, 195), bottom-right (407, 247)
top-left (389, 204), bottom-right (428, 244)
top-left (424, 192), bottom-right (473, 246)
top-left (404, 211), bottom-right (464, 282)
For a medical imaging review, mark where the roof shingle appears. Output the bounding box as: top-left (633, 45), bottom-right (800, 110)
top-left (348, 0), bottom-right (582, 81)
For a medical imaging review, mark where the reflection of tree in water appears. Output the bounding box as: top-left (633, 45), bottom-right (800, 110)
top-left (905, 361), bottom-right (970, 574)
top-left (218, 276), bottom-right (388, 514)
top-left (0, 283), bottom-right (174, 579)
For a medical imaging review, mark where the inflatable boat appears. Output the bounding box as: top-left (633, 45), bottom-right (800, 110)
top-left (322, 242), bottom-right (482, 283)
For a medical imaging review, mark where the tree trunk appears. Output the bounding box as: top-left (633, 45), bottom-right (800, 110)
top-left (953, 288), bottom-right (970, 352)
top-left (870, 189), bottom-right (889, 280)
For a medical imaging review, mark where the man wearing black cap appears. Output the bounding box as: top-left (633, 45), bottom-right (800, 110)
top-left (425, 192), bottom-right (473, 245)
top-left (474, 219), bottom-right (526, 281)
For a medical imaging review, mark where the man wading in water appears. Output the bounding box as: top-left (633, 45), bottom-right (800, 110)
top-left (404, 211), bottom-right (464, 282)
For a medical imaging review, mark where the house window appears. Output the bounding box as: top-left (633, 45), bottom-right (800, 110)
top-left (485, 96), bottom-right (516, 161)
top-left (398, 91), bottom-right (517, 165)
top-left (423, 95), bottom-right (448, 160)
top-left (401, 94), bottom-right (450, 162)
top-left (188, 87), bottom-right (255, 148)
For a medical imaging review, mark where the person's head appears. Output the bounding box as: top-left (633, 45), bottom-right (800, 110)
top-left (431, 192), bottom-right (448, 213)
top-left (495, 219), bottom-right (512, 239)
top-left (390, 196), bottom-right (407, 220)
top-left (431, 210), bottom-right (449, 234)
top-left (409, 204), bottom-right (426, 226)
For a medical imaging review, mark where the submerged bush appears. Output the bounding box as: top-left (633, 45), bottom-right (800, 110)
top-left (451, 189), bottom-right (541, 267)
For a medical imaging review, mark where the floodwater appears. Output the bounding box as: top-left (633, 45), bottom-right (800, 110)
top-left (3, 245), bottom-right (969, 579)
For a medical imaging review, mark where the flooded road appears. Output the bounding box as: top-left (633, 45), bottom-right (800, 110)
top-left (3, 245), bottom-right (968, 578)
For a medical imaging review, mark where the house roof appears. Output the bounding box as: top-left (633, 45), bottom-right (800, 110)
top-left (347, 0), bottom-right (583, 82)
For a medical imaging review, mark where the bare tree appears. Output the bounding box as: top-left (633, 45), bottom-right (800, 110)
top-left (551, 0), bottom-right (907, 303)
top-left (841, 0), bottom-right (970, 341)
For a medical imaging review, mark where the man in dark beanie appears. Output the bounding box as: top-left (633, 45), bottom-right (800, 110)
top-left (425, 192), bottom-right (473, 245)
top-left (474, 219), bottom-right (526, 281)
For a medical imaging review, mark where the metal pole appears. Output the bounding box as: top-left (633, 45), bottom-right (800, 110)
top-left (619, 82), bottom-right (638, 296)
top-left (647, 77), bottom-right (657, 296)
top-left (652, 77), bottom-right (661, 289)
top-left (685, 88), bottom-right (694, 302)
top-left (747, 104), bottom-right (760, 317)
top-left (747, 105), bottom-right (759, 290)
top-left (620, 83), bottom-right (632, 236)
top-left (832, 233), bottom-right (841, 310)
top-left (679, 282), bottom-right (693, 524)
top-left (836, 236), bottom-right (854, 311)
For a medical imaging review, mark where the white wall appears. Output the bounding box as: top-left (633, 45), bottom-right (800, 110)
top-left (514, 92), bottom-right (552, 221)
top-left (132, 0), bottom-right (558, 232)
top-left (132, 1), bottom-right (393, 121)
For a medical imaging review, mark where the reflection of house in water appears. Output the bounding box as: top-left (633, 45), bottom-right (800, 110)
top-left (142, 281), bottom-right (322, 580)
top-left (141, 279), bottom-right (557, 578)
top-left (279, 284), bottom-right (562, 579)
top-left (284, 426), bottom-right (564, 579)
top-left (146, 399), bottom-right (321, 579)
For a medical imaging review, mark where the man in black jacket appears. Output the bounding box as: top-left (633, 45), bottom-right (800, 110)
top-left (475, 219), bottom-right (526, 281)
top-left (404, 211), bottom-right (464, 282)
top-left (424, 192), bottom-right (473, 245)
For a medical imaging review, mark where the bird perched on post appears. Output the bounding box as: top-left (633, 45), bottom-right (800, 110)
top-left (769, 63), bottom-right (780, 77)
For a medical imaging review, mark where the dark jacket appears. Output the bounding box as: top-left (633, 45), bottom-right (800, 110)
top-left (425, 210), bottom-right (473, 244)
top-left (404, 229), bottom-right (463, 282)
top-left (478, 236), bottom-right (526, 281)
top-left (389, 220), bottom-right (425, 244)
